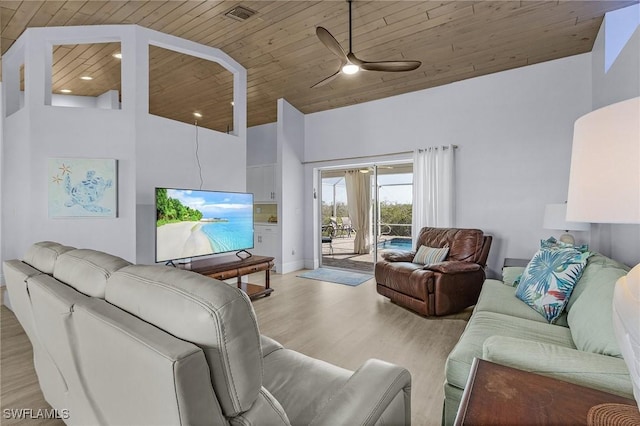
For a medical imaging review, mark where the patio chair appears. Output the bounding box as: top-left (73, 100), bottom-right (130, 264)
top-left (340, 217), bottom-right (354, 237)
top-left (322, 224), bottom-right (334, 254)
top-left (330, 217), bottom-right (342, 237)
top-left (322, 236), bottom-right (333, 254)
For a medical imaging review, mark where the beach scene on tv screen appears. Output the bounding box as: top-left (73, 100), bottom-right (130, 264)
top-left (156, 188), bottom-right (253, 262)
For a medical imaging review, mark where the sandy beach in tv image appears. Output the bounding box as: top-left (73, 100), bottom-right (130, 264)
top-left (156, 188), bottom-right (253, 262)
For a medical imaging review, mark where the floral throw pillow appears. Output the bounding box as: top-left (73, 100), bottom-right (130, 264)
top-left (515, 247), bottom-right (591, 323)
top-left (412, 245), bottom-right (449, 265)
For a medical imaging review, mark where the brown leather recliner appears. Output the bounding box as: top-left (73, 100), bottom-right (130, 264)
top-left (375, 227), bottom-right (492, 316)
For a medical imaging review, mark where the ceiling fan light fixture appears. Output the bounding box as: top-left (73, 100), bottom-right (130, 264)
top-left (342, 63), bottom-right (360, 75)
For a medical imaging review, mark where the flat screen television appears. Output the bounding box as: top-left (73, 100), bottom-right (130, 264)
top-left (155, 187), bottom-right (254, 263)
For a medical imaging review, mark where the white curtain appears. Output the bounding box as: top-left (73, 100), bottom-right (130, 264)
top-left (412, 146), bottom-right (455, 242)
top-left (345, 170), bottom-right (371, 254)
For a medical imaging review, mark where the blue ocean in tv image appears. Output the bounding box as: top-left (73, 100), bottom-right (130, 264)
top-left (200, 214), bottom-right (254, 253)
top-left (155, 188), bottom-right (254, 262)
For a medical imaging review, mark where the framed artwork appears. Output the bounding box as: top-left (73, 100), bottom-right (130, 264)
top-left (48, 158), bottom-right (118, 218)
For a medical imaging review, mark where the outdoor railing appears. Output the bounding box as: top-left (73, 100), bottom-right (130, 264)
top-left (379, 223), bottom-right (412, 237)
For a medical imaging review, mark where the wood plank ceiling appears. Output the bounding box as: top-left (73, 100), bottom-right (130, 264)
top-left (1, 1), bottom-right (637, 132)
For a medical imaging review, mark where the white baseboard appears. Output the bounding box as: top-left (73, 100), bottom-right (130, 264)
top-left (280, 260), bottom-right (305, 275)
top-left (304, 258), bottom-right (319, 270)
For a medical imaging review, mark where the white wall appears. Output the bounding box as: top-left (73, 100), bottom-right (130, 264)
top-left (135, 114), bottom-right (246, 265)
top-left (247, 123), bottom-right (277, 166)
top-left (304, 54), bottom-right (593, 277)
top-left (1, 25), bottom-right (247, 269)
top-left (277, 99), bottom-right (305, 274)
top-left (590, 5), bottom-right (640, 268)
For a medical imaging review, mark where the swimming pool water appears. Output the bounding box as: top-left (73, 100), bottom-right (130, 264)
top-left (378, 238), bottom-right (413, 251)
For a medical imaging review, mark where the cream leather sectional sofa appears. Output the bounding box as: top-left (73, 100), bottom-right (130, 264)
top-left (4, 241), bottom-right (411, 425)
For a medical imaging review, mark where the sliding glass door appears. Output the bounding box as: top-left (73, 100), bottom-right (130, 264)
top-left (375, 164), bottom-right (414, 262)
top-left (319, 162), bottom-right (413, 272)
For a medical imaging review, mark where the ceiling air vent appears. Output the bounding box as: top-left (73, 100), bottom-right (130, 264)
top-left (224, 5), bottom-right (257, 21)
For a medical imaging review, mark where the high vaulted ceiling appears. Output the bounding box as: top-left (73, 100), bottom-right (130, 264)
top-left (1, 1), bottom-right (637, 131)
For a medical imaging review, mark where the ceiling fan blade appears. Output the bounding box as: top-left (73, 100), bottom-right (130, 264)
top-left (310, 69), bottom-right (341, 88)
top-left (346, 52), bottom-right (363, 66)
top-left (360, 60), bottom-right (422, 72)
top-left (316, 27), bottom-right (347, 61)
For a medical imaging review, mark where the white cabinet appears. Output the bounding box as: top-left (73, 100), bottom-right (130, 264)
top-left (247, 164), bottom-right (276, 202)
top-left (253, 224), bottom-right (278, 270)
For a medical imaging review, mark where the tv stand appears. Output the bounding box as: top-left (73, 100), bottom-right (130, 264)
top-left (186, 255), bottom-right (274, 300)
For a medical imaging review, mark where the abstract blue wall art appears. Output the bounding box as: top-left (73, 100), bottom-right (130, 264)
top-left (48, 158), bottom-right (118, 218)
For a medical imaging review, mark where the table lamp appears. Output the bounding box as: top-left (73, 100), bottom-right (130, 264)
top-left (566, 97), bottom-right (640, 417)
top-left (543, 203), bottom-right (590, 245)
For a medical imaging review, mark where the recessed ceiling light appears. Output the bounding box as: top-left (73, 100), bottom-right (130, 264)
top-left (113, 52), bottom-right (122, 59)
top-left (60, 89), bottom-right (72, 94)
top-left (193, 112), bottom-right (203, 118)
top-left (80, 76), bottom-right (93, 81)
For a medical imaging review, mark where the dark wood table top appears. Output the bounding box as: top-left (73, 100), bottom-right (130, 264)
top-left (456, 358), bottom-right (638, 425)
top-left (188, 254), bottom-right (274, 275)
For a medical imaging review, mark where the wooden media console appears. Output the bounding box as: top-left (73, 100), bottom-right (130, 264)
top-left (186, 255), bottom-right (275, 300)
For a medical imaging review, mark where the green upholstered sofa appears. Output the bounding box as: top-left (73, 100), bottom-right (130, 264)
top-left (443, 253), bottom-right (635, 425)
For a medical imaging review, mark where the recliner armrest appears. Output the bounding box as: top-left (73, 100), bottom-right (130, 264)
top-left (380, 250), bottom-right (415, 262)
top-left (425, 261), bottom-right (481, 274)
top-left (310, 359), bottom-right (411, 426)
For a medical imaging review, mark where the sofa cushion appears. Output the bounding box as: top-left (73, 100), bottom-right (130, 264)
top-left (445, 311), bottom-right (575, 390)
top-left (72, 298), bottom-right (225, 425)
top-left (474, 280), bottom-right (568, 327)
top-left (105, 264), bottom-right (262, 418)
top-left (482, 336), bottom-right (633, 398)
top-left (515, 247), bottom-right (590, 323)
top-left (568, 254), bottom-right (630, 358)
top-left (502, 266), bottom-right (526, 287)
top-left (412, 245), bottom-right (449, 265)
top-left (53, 249), bottom-right (131, 298)
top-left (567, 253), bottom-right (631, 312)
top-left (23, 241), bottom-right (75, 274)
top-left (261, 343), bottom-right (351, 425)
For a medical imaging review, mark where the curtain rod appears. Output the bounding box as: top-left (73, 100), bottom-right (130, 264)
top-left (301, 145), bottom-right (458, 165)
top-left (418, 145), bottom-right (458, 152)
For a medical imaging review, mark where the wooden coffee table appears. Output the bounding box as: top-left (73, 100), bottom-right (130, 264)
top-left (455, 358), bottom-right (638, 425)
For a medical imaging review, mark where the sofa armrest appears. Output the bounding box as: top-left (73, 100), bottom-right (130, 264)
top-left (380, 250), bottom-right (415, 263)
top-left (426, 261), bottom-right (481, 274)
top-left (482, 336), bottom-right (634, 399)
top-left (310, 359), bottom-right (411, 426)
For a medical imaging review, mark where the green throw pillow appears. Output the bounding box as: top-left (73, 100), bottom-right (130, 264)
top-left (515, 247), bottom-right (591, 323)
top-left (567, 253), bottom-right (630, 357)
top-left (412, 245), bottom-right (449, 265)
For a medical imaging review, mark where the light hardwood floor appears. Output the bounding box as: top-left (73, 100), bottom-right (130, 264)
top-left (1, 270), bottom-right (469, 425)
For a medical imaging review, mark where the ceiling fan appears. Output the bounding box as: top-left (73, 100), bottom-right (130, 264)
top-left (311, 0), bottom-right (422, 88)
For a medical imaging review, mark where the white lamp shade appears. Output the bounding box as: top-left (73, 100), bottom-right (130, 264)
top-left (543, 203), bottom-right (590, 231)
top-left (566, 97), bottom-right (640, 224)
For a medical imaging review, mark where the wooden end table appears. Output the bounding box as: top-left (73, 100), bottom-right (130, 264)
top-left (455, 358), bottom-right (638, 425)
top-left (186, 255), bottom-right (274, 300)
